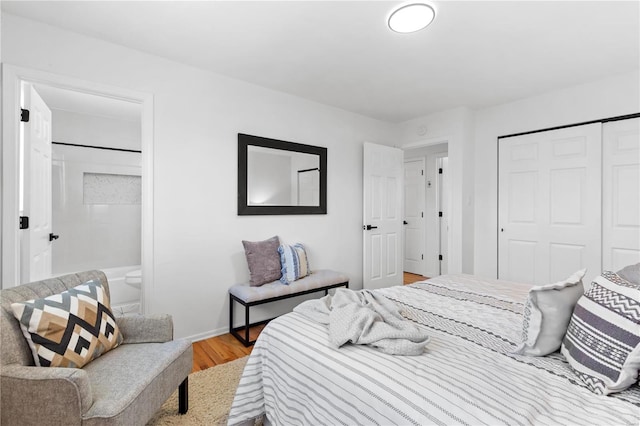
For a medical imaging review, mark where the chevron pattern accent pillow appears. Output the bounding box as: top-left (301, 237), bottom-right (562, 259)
top-left (561, 271), bottom-right (640, 395)
top-left (278, 243), bottom-right (311, 284)
top-left (11, 279), bottom-right (123, 368)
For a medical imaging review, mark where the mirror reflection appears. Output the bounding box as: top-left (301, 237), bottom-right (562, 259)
top-left (247, 146), bottom-right (320, 206)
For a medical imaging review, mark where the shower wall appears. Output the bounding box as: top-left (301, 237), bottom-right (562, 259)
top-left (51, 109), bottom-right (141, 275)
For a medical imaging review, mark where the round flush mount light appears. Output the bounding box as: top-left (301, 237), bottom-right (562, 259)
top-left (388, 3), bottom-right (436, 34)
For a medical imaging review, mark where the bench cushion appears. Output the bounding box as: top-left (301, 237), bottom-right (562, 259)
top-left (230, 269), bottom-right (349, 304)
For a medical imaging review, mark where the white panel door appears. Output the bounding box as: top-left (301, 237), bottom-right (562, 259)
top-left (438, 157), bottom-right (449, 275)
top-left (363, 142), bottom-right (403, 289)
top-left (499, 123), bottom-right (602, 285)
top-left (403, 159), bottom-right (425, 275)
top-left (21, 84), bottom-right (53, 283)
top-left (603, 117), bottom-right (640, 271)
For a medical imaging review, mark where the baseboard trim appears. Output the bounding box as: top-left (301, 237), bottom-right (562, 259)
top-left (185, 326), bottom-right (228, 343)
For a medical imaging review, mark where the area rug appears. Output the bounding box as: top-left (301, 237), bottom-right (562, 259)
top-left (148, 356), bottom-right (249, 425)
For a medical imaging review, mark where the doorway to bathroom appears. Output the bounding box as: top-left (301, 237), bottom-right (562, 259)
top-left (2, 65), bottom-right (154, 314)
top-left (40, 84), bottom-right (143, 313)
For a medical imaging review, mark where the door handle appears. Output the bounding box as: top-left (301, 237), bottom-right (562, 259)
top-left (403, 220), bottom-right (408, 225)
top-left (49, 233), bottom-right (60, 242)
top-left (363, 225), bottom-right (378, 230)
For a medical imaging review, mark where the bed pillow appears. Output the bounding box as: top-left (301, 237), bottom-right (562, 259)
top-left (513, 269), bottom-right (586, 356)
top-left (617, 263), bottom-right (640, 286)
top-left (10, 279), bottom-right (123, 368)
top-left (242, 236), bottom-right (282, 286)
top-left (561, 271), bottom-right (640, 395)
top-left (279, 243), bottom-right (311, 284)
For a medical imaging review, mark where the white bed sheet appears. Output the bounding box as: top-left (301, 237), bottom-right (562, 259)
top-left (228, 274), bottom-right (640, 425)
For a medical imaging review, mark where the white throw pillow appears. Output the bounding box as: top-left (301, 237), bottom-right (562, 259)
top-left (513, 269), bottom-right (586, 356)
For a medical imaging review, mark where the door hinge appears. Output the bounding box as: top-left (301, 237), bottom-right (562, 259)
top-left (20, 109), bottom-right (30, 123)
top-left (421, 254), bottom-right (424, 260)
top-left (421, 212), bottom-right (423, 218)
top-left (439, 254), bottom-right (443, 261)
top-left (439, 211), bottom-right (443, 217)
top-left (438, 168), bottom-right (443, 174)
top-left (19, 216), bottom-right (29, 230)
top-left (421, 170), bottom-right (424, 175)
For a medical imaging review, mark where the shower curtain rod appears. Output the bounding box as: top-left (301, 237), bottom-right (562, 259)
top-left (52, 141), bottom-right (141, 153)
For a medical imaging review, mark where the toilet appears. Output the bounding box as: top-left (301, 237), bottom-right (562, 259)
top-left (124, 269), bottom-right (142, 289)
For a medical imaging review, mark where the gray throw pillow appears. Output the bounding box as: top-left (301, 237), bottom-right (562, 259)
top-left (242, 236), bottom-right (282, 286)
top-left (616, 263), bottom-right (640, 285)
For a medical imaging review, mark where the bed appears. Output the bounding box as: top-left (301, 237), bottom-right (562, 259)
top-left (227, 274), bottom-right (640, 425)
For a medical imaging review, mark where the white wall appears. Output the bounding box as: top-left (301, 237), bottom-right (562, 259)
top-left (473, 70), bottom-right (640, 280)
top-left (51, 109), bottom-right (141, 151)
top-left (398, 107), bottom-right (475, 275)
top-left (1, 14), bottom-right (397, 339)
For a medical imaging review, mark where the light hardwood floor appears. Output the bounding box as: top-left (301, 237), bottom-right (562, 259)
top-left (191, 272), bottom-right (429, 372)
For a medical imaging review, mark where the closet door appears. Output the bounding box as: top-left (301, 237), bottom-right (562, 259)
top-left (602, 117), bottom-right (640, 271)
top-left (499, 123), bottom-right (602, 285)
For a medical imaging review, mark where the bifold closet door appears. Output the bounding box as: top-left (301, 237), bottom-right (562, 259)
top-left (498, 123), bottom-right (602, 285)
top-left (602, 117), bottom-right (640, 271)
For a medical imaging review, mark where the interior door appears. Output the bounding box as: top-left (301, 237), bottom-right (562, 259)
top-left (403, 159), bottom-right (425, 275)
top-left (602, 117), bottom-right (640, 271)
top-left (20, 83), bottom-right (54, 283)
top-left (498, 123), bottom-right (602, 285)
top-left (363, 142), bottom-right (403, 289)
top-left (438, 157), bottom-right (449, 275)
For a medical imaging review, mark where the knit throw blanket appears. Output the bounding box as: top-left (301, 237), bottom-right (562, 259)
top-left (293, 288), bottom-right (430, 355)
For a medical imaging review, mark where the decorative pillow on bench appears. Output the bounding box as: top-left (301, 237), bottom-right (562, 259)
top-left (11, 279), bottom-right (123, 368)
top-left (242, 236), bottom-right (282, 286)
top-left (279, 243), bottom-right (311, 284)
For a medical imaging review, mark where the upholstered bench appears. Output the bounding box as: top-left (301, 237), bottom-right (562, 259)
top-left (229, 269), bottom-right (349, 346)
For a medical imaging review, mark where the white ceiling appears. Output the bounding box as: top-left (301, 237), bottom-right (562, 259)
top-left (4, 1), bottom-right (639, 123)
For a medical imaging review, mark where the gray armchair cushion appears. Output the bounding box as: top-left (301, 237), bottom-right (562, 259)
top-left (116, 313), bottom-right (173, 344)
top-left (81, 340), bottom-right (192, 425)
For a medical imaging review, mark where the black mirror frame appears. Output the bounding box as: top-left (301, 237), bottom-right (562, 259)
top-left (238, 133), bottom-right (327, 215)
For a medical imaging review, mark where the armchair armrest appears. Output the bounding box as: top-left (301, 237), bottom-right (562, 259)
top-left (1, 364), bottom-right (92, 425)
top-left (116, 313), bottom-right (174, 344)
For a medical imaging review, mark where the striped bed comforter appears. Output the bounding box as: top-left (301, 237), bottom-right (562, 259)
top-left (227, 274), bottom-right (640, 426)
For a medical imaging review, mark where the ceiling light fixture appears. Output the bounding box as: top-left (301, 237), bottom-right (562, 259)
top-left (388, 3), bottom-right (436, 34)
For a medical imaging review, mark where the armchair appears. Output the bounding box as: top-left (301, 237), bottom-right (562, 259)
top-left (0, 270), bottom-right (192, 426)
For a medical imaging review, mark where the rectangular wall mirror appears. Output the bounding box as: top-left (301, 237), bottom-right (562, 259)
top-left (238, 133), bottom-right (327, 215)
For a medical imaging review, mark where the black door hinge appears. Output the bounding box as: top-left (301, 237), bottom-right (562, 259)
top-left (421, 254), bottom-right (424, 260)
top-left (421, 170), bottom-right (424, 175)
top-left (19, 216), bottom-right (29, 229)
top-left (439, 254), bottom-right (443, 261)
top-left (439, 211), bottom-right (443, 217)
top-left (438, 168), bottom-right (443, 174)
top-left (20, 109), bottom-right (30, 123)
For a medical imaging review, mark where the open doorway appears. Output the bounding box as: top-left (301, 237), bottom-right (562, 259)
top-left (403, 143), bottom-right (449, 278)
top-left (2, 65), bottom-right (153, 313)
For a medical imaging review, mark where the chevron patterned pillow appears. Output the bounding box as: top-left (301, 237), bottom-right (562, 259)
top-left (11, 279), bottom-right (123, 368)
top-left (561, 271), bottom-right (640, 395)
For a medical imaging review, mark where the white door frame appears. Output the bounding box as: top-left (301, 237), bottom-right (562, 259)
top-left (1, 64), bottom-right (154, 313)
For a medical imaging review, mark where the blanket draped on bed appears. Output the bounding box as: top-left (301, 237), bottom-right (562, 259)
top-left (293, 288), bottom-right (430, 355)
